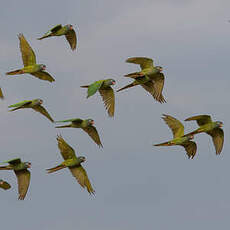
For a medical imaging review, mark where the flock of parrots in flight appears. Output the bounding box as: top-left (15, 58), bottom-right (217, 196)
top-left (0, 24), bottom-right (224, 199)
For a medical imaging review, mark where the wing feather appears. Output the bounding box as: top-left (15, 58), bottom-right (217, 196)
top-left (30, 71), bottom-right (55, 82)
top-left (82, 126), bottom-right (103, 147)
top-left (207, 128), bottom-right (224, 155)
top-left (181, 141), bottom-right (197, 159)
top-left (99, 87), bottom-right (115, 117)
top-left (65, 29), bottom-right (77, 50)
top-left (33, 105), bottom-right (54, 122)
top-left (185, 115), bottom-right (212, 126)
top-left (126, 57), bottom-right (154, 70)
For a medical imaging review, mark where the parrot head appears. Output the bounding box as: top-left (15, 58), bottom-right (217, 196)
top-left (67, 24), bottom-right (73, 30)
top-left (25, 162), bottom-right (31, 168)
top-left (156, 66), bottom-right (163, 72)
top-left (216, 121), bottom-right (223, 128)
top-left (39, 64), bottom-right (46, 71)
top-left (0, 180), bottom-right (4, 185)
top-left (187, 134), bottom-right (194, 140)
top-left (106, 79), bottom-right (116, 86)
top-left (78, 156), bottom-right (86, 163)
top-left (86, 119), bottom-right (94, 126)
top-left (34, 99), bottom-right (43, 105)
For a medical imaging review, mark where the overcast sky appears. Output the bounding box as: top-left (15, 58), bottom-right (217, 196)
top-left (1, 0), bottom-right (230, 229)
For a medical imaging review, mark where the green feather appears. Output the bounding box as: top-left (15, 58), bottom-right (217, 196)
top-left (55, 118), bottom-right (83, 123)
top-left (8, 100), bottom-right (31, 108)
top-left (87, 81), bottom-right (103, 98)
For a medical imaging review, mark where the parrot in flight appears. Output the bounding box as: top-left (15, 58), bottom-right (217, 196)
top-left (81, 79), bottom-right (116, 117)
top-left (6, 34), bottom-right (55, 82)
top-left (47, 135), bottom-right (95, 194)
top-left (38, 24), bottom-right (77, 51)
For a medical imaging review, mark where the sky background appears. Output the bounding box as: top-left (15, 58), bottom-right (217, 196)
top-left (0, 0), bottom-right (230, 229)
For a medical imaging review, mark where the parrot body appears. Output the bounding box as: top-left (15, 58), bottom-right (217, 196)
top-left (55, 118), bottom-right (102, 147)
top-left (0, 158), bottom-right (31, 200)
top-left (8, 99), bottom-right (54, 122)
top-left (38, 24), bottom-right (77, 50)
top-left (81, 79), bottom-right (116, 117)
top-left (185, 115), bottom-right (224, 155)
top-left (47, 135), bottom-right (95, 194)
top-left (154, 114), bottom-right (197, 159)
top-left (6, 34), bottom-right (55, 82)
top-left (117, 57), bottom-right (166, 103)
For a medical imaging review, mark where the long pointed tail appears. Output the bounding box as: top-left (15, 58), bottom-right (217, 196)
top-left (46, 164), bottom-right (66, 173)
top-left (154, 141), bottom-right (172, 146)
top-left (117, 82), bottom-right (137, 92)
top-left (6, 69), bottom-right (24, 75)
top-left (37, 34), bottom-right (51, 40)
top-left (124, 72), bottom-right (144, 78)
top-left (80, 85), bottom-right (89, 88)
top-left (55, 124), bottom-right (72, 128)
top-left (9, 107), bottom-right (22, 112)
top-left (0, 166), bottom-right (12, 170)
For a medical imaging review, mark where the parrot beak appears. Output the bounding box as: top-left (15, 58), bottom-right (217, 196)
top-left (0, 181), bottom-right (3, 185)
top-left (112, 81), bottom-right (116, 85)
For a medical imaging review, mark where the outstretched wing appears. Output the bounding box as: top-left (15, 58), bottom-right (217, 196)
top-left (162, 114), bottom-right (184, 138)
top-left (152, 73), bottom-right (166, 102)
top-left (18, 33), bottom-right (36, 66)
top-left (56, 135), bottom-right (76, 160)
top-left (50, 24), bottom-right (62, 33)
top-left (15, 169), bottom-right (31, 200)
top-left (0, 88), bottom-right (4, 99)
top-left (65, 29), bottom-right (77, 50)
top-left (99, 87), bottom-right (115, 117)
top-left (126, 57), bottom-right (154, 70)
top-left (141, 81), bottom-right (166, 103)
top-left (207, 128), bottom-right (224, 155)
top-left (87, 81), bottom-right (103, 98)
top-left (30, 71), bottom-right (55, 82)
top-left (69, 165), bottom-right (95, 194)
top-left (5, 158), bottom-right (21, 166)
top-left (181, 141), bottom-right (197, 159)
top-left (33, 105), bottom-right (54, 122)
top-left (82, 126), bottom-right (103, 147)
top-left (185, 115), bottom-right (212, 126)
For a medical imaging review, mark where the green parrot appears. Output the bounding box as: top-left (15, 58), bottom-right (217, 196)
top-left (47, 135), bottom-right (95, 194)
top-left (117, 57), bottom-right (166, 103)
top-left (0, 158), bottom-right (31, 200)
top-left (0, 88), bottom-right (4, 99)
top-left (81, 79), bottom-right (116, 117)
top-left (6, 34), bottom-right (55, 82)
top-left (184, 115), bottom-right (224, 155)
top-left (38, 24), bottom-right (77, 50)
top-left (8, 99), bottom-right (54, 123)
top-left (55, 118), bottom-right (103, 147)
top-left (154, 114), bottom-right (197, 159)
top-left (0, 179), bottom-right (11, 190)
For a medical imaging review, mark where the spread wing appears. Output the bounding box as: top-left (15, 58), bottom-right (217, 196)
top-left (65, 29), bottom-right (77, 50)
top-left (185, 115), bottom-right (212, 126)
top-left (69, 165), bottom-right (95, 194)
top-left (18, 33), bottom-right (36, 66)
top-left (162, 114), bottom-right (184, 138)
top-left (30, 71), bottom-right (55, 82)
top-left (82, 126), bottom-right (103, 147)
top-left (33, 105), bottom-right (54, 122)
top-left (207, 128), bottom-right (224, 155)
top-left (152, 73), bottom-right (166, 102)
top-left (50, 24), bottom-right (62, 33)
top-left (181, 141), bottom-right (197, 159)
top-left (141, 81), bottom-right (166, 103)
top-left (56, 135), bottom-right (76, 160)
top-left (0, 180), bottom-right (11, 190)
top-left (99, 87), bottom-right (115, 117)
top-left (0, 88), bottom-right (4, 99)
top-left (87, 81), bottom-right (103, 98)
top-left (126, 57), bottom-right (154, 70)
top-left (15, 169), bottom-right (31, 200)
top-left (5, 158), bottom-right (21, 166)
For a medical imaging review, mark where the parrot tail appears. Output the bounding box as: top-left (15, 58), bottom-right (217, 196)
top-left (0, 166), bottom-right (12, 170)
top-left (80, 85), bottom-right (89, 88)
top-left (124, 72), bottom-right (144, 78)
top-left (9, 106), bottom-right (23, 112)
top-left (37, 34), bottom-right (51, 40)
top-left (117, 82), bottom-right (137, 92)
top-left (154, 141), bottom-right (173, 146)
top-left (6, 69), bottom-right (24, 75)
top-left (55, 124), bottom-right (72, 128)
top-left (46, 164), bottom-right (66, 173)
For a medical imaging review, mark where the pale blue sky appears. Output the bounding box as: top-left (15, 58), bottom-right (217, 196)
top-left (0, 0), bottom-right (230, 229)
